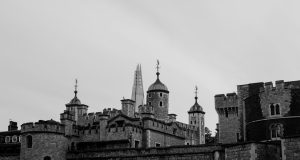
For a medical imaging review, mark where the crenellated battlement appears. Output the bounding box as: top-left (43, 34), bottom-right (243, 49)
top-left (215, 92), bottom-right (238, 109)
top-left (21, 120), bottom-right (65, 134)
top-left (139, 105), bottom-right (154, 114)
top-left (175, 121), bottom-right (197, 131)
top-left (259, 80), bottom-right (300, 92)
top-left (60, 110), bottom-right (75, 121)
top-left (103, 108), bottom-right (121, 118)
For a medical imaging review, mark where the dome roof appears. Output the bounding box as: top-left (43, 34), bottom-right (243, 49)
top-left (68, 96), bottom-right (81, 105)
top-left (188, 98), bottom-right (205, 114)
top-left (66, 90), bottom-right (86, 106)
top-left (148, 78), bottom-right (169, 92)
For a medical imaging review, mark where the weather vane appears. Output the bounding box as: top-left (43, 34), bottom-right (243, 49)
top-left (75, 79), bottom-right (78, 92)
top-left (195, 86), bottom-right (198, 98)
top-left (74, 79), bottom-right (78, 97)
top-left (156, 59), bottom-right (160, 73)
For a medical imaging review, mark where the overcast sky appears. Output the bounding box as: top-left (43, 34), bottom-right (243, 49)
top-left (1, 0), bottom-right (300, 132)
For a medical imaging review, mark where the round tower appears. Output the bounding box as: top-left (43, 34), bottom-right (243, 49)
top-left (65, 79), bottom-right (88, 125)
top-left (146, 61), bottom-right (169, 120)
top-left (20, 120), bottom-right (68, 160)
top-left (188, 86), bottom-right (205, 144)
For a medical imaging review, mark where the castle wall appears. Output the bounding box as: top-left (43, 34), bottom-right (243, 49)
top-left (0, 156), bottom-right (20, 160)
top-left (80, 128), bottom-right (100, 142)
top-left (20, 133), bottom-right (68, 160)
top-left (260, 85), bottom-right (292, 118)
top-left (215, 93), bottom-right (240, 144)
top-left (224, 142), bottom-right (280, 160)
top-left (237, 83), bottom-right (264, 142)
top-left (282, 136), bottom-right (300, 160)
top-left (66, 144), bottom-right (224, 160)
top-left (147, 130), bottom-right (184, 147)
top-left (147, 91), bottom-right (169, 120)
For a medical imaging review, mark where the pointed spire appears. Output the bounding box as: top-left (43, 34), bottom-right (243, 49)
top-left (74, 79), bottom-right (78, 97)
top-left (156, 59), bottom-right (160, 79)
top-left (131, 64), bottom-right (144, 112)
top-left (195, 85), bottom-right (198, 103)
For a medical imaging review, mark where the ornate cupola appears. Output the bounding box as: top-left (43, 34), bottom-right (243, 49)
top-left (146, 60), bottom-right (169, 120)
top-left (188, 86), bottom-right (205, 144)
top-left (65, 79), bottom-right (89, 123)
top-left (188, 87), bottom-right (204, 114)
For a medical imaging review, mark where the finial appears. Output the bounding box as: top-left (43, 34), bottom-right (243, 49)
top-left (74, 79), bottom-right (78, 97)
top-left (156, 59), bottom-right (160, 79)
top-left (195, 86), bottom-right (198, 102)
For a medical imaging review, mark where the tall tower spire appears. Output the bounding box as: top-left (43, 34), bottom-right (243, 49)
top-left (156, 59), bottom-right (160, 79)
top-left (74, 79), bottom-right (78, 97)
top-left (195, 86), bottom-right (198, 103)
top-left (131, 64), bottom-right (144, 112)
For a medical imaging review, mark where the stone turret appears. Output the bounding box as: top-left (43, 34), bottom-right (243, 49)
top-left (64, 80), bottom-right (89, 125)
top-left (121, 99), bottom-right (135, 117)
top-left (146, 61), bottom-right (169, 120)
top-left (188, 86), bottom-right (205, 145)
top-left (20, 120), bottom-right (68, 160)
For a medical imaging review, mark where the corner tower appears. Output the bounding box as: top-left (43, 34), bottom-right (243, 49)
top-left (188, 86), bottom-right (205, 144)
top-left (64, 79), bottom-right (88, 125)
top-left (146, 60), bottom-right (169, 120)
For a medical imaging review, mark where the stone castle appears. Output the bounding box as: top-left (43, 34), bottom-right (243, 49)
top-left (0, 62), bottom-right (300, 160)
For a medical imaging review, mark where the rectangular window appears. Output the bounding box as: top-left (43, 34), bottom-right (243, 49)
top-left (155, 143), bottom-right (161, 147)
top-left (135, 140), bottom-right (139, 148)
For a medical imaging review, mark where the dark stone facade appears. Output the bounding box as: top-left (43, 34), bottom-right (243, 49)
top-left (216, 80), bottom-right (300, 143)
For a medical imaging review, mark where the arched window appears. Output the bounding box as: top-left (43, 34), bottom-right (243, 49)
top-left (275, 104), bottom-right (280, 115)
top-left (26, 135), bottom-right (32, 148)
top-left (12, 135), bottom-right (18, 143)
top-left (159, 101), bottom-right (163, 106)
top-left (5, 136), bottom-right (10, 143)
top-left (44, 156), bottom-right (51, 160)
top-left (270, 123), bottom-right (283, 140)
top-left (270, 104), bottom-right (275, 115)
top-left (270, 103), bottom-right (281, 116)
